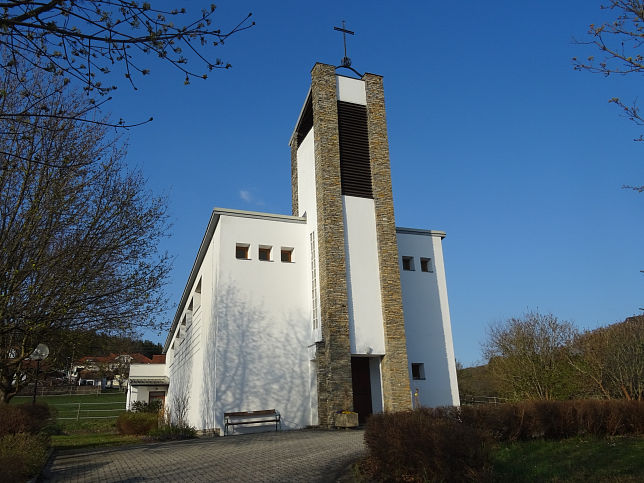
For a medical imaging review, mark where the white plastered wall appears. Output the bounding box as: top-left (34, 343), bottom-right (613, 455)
top-left (126, 385), bottom-right (168, 409)
top-left (296, 128), bottom-right (322, 344)
top-left (209, 214), bottom-right (312, 433)
top-left (199, 226), bottom-right (221, 431)
top-left (166, 248), bottom-right (210, 429)
top-left (336, 75), bottom-right (366, 105)
top-left (342, 196), bottom-right (385, 355)
top-left (397, 231), bottom-right (460, 407)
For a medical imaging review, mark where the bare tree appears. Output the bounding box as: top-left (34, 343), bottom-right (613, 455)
top-left (0, 66), bottom-right (171, 402)
top-left (573, 2), bottom-right (644, 138)
top-left (571, 316), bottom-right (644, 400)
top-left (0, 1), bottom-right (253, 125)
top-left (483, 312), bottom-right (579, 400)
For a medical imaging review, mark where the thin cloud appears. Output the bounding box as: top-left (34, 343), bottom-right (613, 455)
top-left (239, 190), bottom-right (252, 203)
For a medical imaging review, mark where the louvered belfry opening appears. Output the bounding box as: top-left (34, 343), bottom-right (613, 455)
top-left (337, 101), bottom-right (373, 198)
top-left (295, 95), bottom-right (313, 145)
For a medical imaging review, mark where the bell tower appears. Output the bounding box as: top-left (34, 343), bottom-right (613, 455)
top-left (290, 63), bottom-right (412, 427)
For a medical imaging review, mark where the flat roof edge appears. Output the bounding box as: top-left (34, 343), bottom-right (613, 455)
top-left (164, 207), bottom-right (307, 352)
top-left (396, 227), bottom-right (447, 238)
top-left (289, 88), bottom-right (312, 146)
top-left (213, 207), bottom-right (306, 223)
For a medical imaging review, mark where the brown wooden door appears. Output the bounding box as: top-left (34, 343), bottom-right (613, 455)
top-left (351, 357), bottom-right (372, 425)
top-left (149, 391), bottom-right (166, 408)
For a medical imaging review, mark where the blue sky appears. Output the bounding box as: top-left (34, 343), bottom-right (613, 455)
top-left (103, 1), bottom-right (642, 366)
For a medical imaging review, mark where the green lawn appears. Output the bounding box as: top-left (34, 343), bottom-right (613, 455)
top-left (492, 436), bottom-right (644, 482)
top-left (11, 391), bottom-right (140, 449)
top-left (51, 433), bottom-right (142, 449)
top-left (11, 391), bottom-right (126, 406)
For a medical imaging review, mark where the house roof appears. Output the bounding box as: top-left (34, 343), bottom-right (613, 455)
top-left (128, 376), bottom-right (170, 386)
top-left (77, 353), bottom-right (164, 365)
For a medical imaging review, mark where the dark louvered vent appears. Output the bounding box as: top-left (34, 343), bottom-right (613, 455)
top-left (337, 101), bottom-right (373, 198)
top-left (296, 95), bottom-right (313, 145)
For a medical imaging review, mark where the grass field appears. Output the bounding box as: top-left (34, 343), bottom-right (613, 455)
top-left (51, 433), bottom-right (141, 449)
top-left (11, 391), bottom-right (139, 449)
top-left (11, 391), bottom-right (126, 406)
top-left (492, 436), bottom-right (644, 482)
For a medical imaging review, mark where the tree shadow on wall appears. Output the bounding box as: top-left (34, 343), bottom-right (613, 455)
top-left (200, 278), bottom-right (311, 434)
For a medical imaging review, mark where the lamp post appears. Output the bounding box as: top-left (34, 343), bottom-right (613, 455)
top-left (29, 343), bottom-right (49, 405)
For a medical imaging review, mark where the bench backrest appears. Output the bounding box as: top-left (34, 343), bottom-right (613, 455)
top-left (225, 409), bottom-right (277, 418)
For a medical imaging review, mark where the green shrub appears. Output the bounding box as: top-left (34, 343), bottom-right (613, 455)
top-left (460, 400), bottom-right (644, 441)
top-left (116, 411), bottom-right (158, 435)
top-left (131, 400), bottom-right (163, 414)
top-left (0, 402), bottom-right (52, 436)
top-left (363, 409), bottom-right (492, 482)
top-left (0, 433), bottom-right (50, 481)
top-left (146, 423), bottom-right (197, 441)
top-left (361, 400), bottom-right (644, 482)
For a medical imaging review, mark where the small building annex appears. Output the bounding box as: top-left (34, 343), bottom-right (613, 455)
top-left (128, 63), bottom-right (460, 434)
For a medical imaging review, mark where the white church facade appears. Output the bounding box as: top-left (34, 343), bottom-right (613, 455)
top-left (127, 63), bottom-right (459, 433)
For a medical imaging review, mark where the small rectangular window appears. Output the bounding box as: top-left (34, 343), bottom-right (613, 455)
top-left (411, 363), bottom-right (425, 380)
top-left (194, 278), bottom-right (202, 310)
top-left (402, 256), bottom-right (415, 271)
top-left (281, 247), bottom-right (293, 262)
top-left (236, 244), bottom-right (250, 259)
top-left (259, 246), bottom-right (272, 261)
top-left (420, 258), bottom-right (433, 273)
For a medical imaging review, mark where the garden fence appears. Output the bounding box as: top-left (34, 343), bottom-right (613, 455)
top-left (51, 401), bottom-right (126, 420)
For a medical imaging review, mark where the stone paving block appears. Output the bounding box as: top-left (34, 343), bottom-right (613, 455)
top-left (43, 429), bottom-right (366, 483)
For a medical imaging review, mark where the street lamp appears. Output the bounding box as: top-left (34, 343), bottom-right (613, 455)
top-left (29, 343), bottom-right (49, 405)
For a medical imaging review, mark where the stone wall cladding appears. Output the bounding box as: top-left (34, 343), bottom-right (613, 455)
top-left (290, 138), bottom-right (299, 216)
top-left (363, 73), bottom-right (412, 412)
top-left (310, 63), bottom-right (354, 427)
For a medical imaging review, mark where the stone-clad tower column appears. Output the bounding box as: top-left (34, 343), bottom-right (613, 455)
top-left (310, 63), bottom-right (354, 427)
top-left (290, 63), bottom-right (412, 427)
top-left (364, 73), bottom-right (412, 412)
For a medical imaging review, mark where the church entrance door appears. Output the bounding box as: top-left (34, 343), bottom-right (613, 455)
top-left (351, 357), bottom-right (372, 424)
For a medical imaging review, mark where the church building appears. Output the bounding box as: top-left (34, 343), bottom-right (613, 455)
top-left (127, 62), bottom-right (459, 433)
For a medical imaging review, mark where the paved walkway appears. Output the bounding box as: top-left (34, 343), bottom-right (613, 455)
top-left (42, 429), bottom-right (366, 482)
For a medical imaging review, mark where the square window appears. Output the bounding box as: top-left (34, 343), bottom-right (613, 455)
top-left (420, 257), bottom-right (433, 273)
top-left (259, 246), bottom-right (272, 261)
top-left (236, 244), bottom-right (250, 259)
top-left (402, 256), bottom-right (415, 271)
top-left (411, 363), bottom-right (425, 380)
top-left (281, 247), bottom-right (293, 262)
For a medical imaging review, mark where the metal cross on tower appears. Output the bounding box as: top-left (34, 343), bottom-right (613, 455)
top-left (334, 20), bottom-right (354, 68)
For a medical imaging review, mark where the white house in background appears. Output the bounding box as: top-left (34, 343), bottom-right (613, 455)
top-left (126, 356), bottom-right (168, 409)
top-left (129, 63), bottom-right (459, 434)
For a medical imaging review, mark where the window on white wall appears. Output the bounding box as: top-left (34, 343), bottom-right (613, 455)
top-left (310, 232), bottom-right (319, 330)
top-left (259, 245), bottom-right (272, 261)
top-left (420, 257), bottom-right (433, 273)
top-left (194, 278), bottom-right (202, 310)
top-left (236, 244), bottom-right (250, 259)
top-left (411, 363), bottom-right (425, 380)
top-left (281, 247), bottom-right (294, 263)
top-left (402, 256), bottom-right (415, 271)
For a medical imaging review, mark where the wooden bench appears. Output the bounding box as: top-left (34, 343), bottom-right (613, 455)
top-left (224, 409), bottom-right (281, 435)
